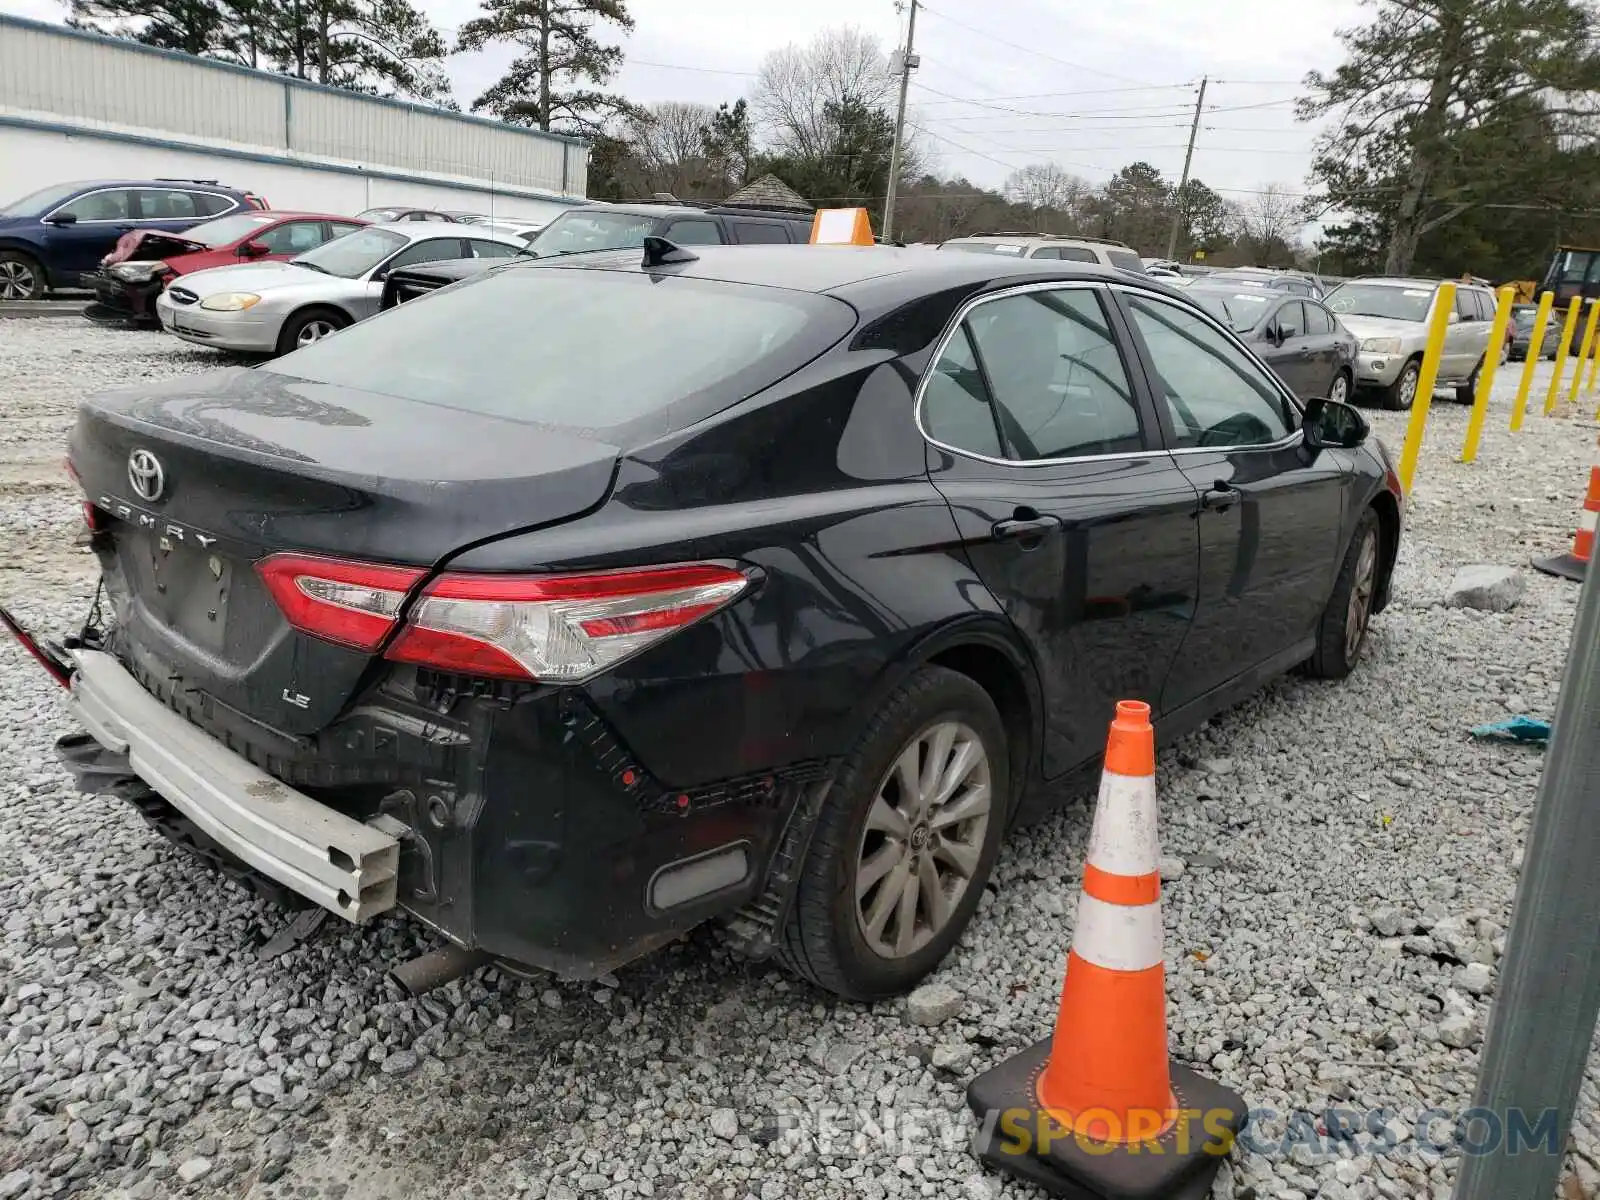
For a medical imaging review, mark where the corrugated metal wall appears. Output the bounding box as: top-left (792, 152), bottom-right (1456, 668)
top-left (0, 15), bottom-right (585, 197)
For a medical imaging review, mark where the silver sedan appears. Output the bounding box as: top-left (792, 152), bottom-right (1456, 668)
top-left (154, 222), bottom-right (527, 355)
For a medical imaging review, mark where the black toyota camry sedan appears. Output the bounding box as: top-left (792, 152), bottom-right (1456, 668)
top-left (12, 244), bottom-right (1404, 1001)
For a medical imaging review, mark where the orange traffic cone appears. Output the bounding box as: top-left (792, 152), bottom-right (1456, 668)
top-left (1534, 434), bottom-right (1600, 582)
top-left (965, 700), bottom-right (1246, 1199)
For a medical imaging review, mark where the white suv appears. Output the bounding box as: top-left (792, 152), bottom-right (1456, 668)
top-left (938, 234), bottom-right (1146, 273)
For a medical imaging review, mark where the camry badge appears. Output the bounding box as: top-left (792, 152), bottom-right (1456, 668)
top-left (127, 449), bottom-right (165, 502)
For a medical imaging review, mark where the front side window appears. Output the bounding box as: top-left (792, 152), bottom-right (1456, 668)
top-left (1125, 293), bottom-right (1297, 449)
top-left (255, 221), bottom-right (328, 254)
top-left (1275, 300), bottom-right (1308, 338)
top-left (922, 325), bottom-right (1004, 458)
top-left (964, 288), bottom-right (1142, 460)
top-left (56, 189), bottom-right (134, 222)
top-left (385, 239), bottom-right (464, 272)
top-left (467, 239), bottom-right (519, 259)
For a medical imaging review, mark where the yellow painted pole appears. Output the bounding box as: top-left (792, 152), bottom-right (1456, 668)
top-left (1398, 281), bottom-right (1455, 495)
top-left (1510, 291), bottom-right (1555, 431)
top-left (1567, 300), bottom-right (1600, 410)
top-left (1462, 284), bottom-right (1518, 462)
top-left (1545, 298), bottom-right (1582, 415)
top-left (1588, 313), bottom-right (1600, 395)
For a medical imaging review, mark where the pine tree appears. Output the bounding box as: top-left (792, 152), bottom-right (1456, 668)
top-left (455, 0), bottom-right (635, 135)
top-left (270, 0), bottom-right (454, 104)
top-left (1301, 0), bottom-right (1600, 274)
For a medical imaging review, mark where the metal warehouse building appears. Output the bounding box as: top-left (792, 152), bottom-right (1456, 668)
top-left (0, 14), bottom-right (589, 223)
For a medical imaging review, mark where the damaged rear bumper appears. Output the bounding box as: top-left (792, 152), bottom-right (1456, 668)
top-left (63, 648), bottom-right (399, 921)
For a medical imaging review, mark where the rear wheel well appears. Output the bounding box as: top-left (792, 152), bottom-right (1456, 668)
top-left (925, 642), bottom-right (1032, 815)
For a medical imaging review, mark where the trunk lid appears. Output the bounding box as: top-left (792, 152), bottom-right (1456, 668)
top-left (70, 368), bottom-right (620, 734)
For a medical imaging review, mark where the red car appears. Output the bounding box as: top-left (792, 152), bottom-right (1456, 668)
top-left (82, 211), bottom-right (367, 326)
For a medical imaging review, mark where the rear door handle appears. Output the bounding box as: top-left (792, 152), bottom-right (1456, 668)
top-left (1201, 484), bottom-right (1242, 512)
top-left (992, 515), bottom-right (1062, 541)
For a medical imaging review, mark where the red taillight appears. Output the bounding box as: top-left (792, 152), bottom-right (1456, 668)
top-left (256, 554), bottom-right (424, 651)
top-left (64, 457), bottom-right (102, 532)
top-left (255, 556), bottom-right (749, 682)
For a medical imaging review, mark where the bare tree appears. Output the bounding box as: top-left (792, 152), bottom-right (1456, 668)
top-left (623, 101), bottom-right (721, 197)
top-left (1233, 183), bottom-right (1306, 265)
top-left (752, 26), bottom-right (895, 160)
top-left (1003, 163), bottom-right (1093, 231)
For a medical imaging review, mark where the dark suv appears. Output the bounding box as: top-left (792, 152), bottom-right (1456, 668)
top-left (0, 179), bottom-right (268, 300)
top-left (379, 201), bottom-right (817, 309)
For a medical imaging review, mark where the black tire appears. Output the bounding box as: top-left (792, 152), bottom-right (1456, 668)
top-left (0, 250), bottom-right (46, 301)
top-left (1306, 508), bottom-right (1381, 680)
top-left (276, 306), bottom-right (349, 356)
top-left (1455, 354), bottom-right (1484, 404)
top-left (776, 665), bottom-right (1009, 1000)
top-left (1381, 358), bottom-right (1420, 410)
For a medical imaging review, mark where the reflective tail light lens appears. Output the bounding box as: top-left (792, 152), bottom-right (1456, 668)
top-left (63, 457), bottom-right (102, 532)
top-left (256, 555), bottom-right (748, 682)
top-left (388, 564), bottom-right (749, 681)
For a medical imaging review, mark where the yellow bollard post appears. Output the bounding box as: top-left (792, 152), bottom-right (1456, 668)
top-left (1545, 297), bottom-right (1582, 415)
top-left (1511, 291), bottom-right (1555, 431)
top-left (1462, 284), bottom-right (1518, 462)
top-left (1398, 281), bottom-right (1455, 495)
top-left (1567, 299), bottom-right (1600, 410)
top-left (1588, 313), bottom-right (1600, 396)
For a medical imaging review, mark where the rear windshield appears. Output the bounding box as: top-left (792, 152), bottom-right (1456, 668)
top-left (261, 267), bottom-right (857, 443)
top-left (525, 211), bottom-right (659, 258)
top-left (182, 212), bottom-right (280, 246)
top-left (1106, 249), bottom-right (1145, 273)
top-left (1325, 282), bottom-right (1435, 322)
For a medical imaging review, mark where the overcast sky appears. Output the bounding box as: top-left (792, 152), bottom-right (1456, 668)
top-left (6, 0), bottom-right (1366, 203)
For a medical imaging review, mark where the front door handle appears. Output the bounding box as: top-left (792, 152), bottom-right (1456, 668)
top-left (992, 514), bottom-right (1062, 541)
top-left (1201, 484), bottom-right (1242, 512)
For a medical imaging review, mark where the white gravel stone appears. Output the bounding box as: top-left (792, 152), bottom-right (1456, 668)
top-left (1457, 963), bottom-right (1494, 996)
top-left (905, 982), bottom-right (963, 1025)
top-left (708, 1108), bottom-right (738, 1140)
top-left (175, 1157), bottom-right (212, 1184)
top-left (1443, 564), bottom-right (1525, 611)
top-left (1158, 855), bottom-right (1186, 881)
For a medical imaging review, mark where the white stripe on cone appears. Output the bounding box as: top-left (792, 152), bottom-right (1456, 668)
top-left (1072, 892), bottom-right (1164, 972)
top-left (1581, 508), bottom-right (1598, 532)
top-left (1084, 770), bottom-right (1160, 878)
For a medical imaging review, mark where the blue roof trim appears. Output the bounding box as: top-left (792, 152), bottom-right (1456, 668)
top-left (0, 114), bottom-right (591, 209)
top-left (0, 12), bottom-right (589, 149)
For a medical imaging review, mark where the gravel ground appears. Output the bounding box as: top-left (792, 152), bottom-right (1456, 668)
top-left (1, 322), bottom-right (1598, 1200)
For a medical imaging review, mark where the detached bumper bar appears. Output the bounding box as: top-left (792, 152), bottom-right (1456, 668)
top-left (65, 648), bottom-right (399, 922)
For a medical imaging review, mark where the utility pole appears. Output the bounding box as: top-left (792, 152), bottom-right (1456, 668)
top-left (1452, 537), bottom-right (1600, 1200)
top-left (883, 0), bottom-right (919, 243)
top-left (1165, 75), bottom-right (1207, 263)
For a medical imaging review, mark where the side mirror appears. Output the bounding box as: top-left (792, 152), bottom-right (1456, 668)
top-left (1303, 398), bottom-right (1369, 450)
top-left (240, 239), bottom-right (271, 258)
top-left (43, 213), bottom-right (78, 227)
top-left (1278, 323), bottom-right (1300, 342)
top-left (1446, 310), bottom-right (1462, 325)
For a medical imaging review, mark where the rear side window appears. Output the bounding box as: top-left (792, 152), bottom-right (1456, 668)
top-left (262, 270), bottom-right (856, 443)
top-left (139, 189), bottom-right (200, 219)
top-left (663, 219), bottom-right (723, 245)
top-left (188, 192), bottom-right (236, 217)
top-left (959, 288), bottom-right (1142, 460)
top-left (1472, 290), bottom-right (1495, 320)
top-left (1303, 303), bottom-right (1334, 335)
top-left (923, 326), bottom-right (1004, 458)
top-left (1456, 290), bottom-right (1479, 321)
top-left (731, 221), bottom-right (790, 245)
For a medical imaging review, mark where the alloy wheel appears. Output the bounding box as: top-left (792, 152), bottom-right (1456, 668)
top-left (0, 260), bottom-right (37, 301)
top-left (1398, 367), bottom-right (1418, 409)
top-left (296, 319), bottom-right (339, 347)
top-left (1328, 373), bottom-right (1349, 406)
top-left (854, 719), bottom-right (992, 960)
top-left (1345, 529), bottom-right (1379, 660)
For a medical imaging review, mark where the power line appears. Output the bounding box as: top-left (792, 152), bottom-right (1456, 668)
top-left (911, 83), bottom-right (1197, 105)
top-left (915, 3), bottom-right (1152, 85)
top-left (625, 58), bottom-right (758, 77)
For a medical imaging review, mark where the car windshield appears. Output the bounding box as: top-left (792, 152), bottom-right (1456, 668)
top-left (524, 212), bottom-right (659, 258)
top-left (357, 208), bottom-right (411, 222)
top-left (940, 242), bottom-right (1027, 255)
top-left (181, 212), bottom-right (280, 246)
top-left (1325, 282), bottom-right (1435, 322)
top-left (291, 227), bottom-right (406, 278)
top-left (1512, 305), bottom-right (1539, 326)
top-left (1, 182), bottom-right (87, 218)
top-left (262, 268), bottom-right (856, 443)
top-left (1188, 289), bottom-right (1271, 332)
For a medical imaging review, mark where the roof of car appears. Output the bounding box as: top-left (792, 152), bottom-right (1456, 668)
top-left (1345, 275), bottom-right (1487, 290)
top-left (369, 221), bottom-right (523, 241)
top-left (238, 211), bottom-right (359, 222)
top-left (59, 178), bottom-right (248, 192)
top-left (941, 233), bottom-right (1135, 249)
top-left (510, 243), bottom-right (1177, 298)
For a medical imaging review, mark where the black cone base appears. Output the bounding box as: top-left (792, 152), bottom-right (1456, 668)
top-left (1534, 552), bottom-right (1587, 582)
top-left (965, 1038), bottom-right (1247, 1200)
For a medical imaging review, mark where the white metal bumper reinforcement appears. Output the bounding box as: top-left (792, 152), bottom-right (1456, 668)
top-left (67, 649), bottom-right (399, 922)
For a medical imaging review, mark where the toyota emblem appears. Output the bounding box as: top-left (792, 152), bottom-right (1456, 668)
top-left (127, 449), bottom-right (165, 502)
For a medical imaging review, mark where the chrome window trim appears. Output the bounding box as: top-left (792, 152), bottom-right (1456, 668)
top-left (40, 186), bottom-right (240, 225)
top-left (913, 279), bottom-right (1160, 468)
